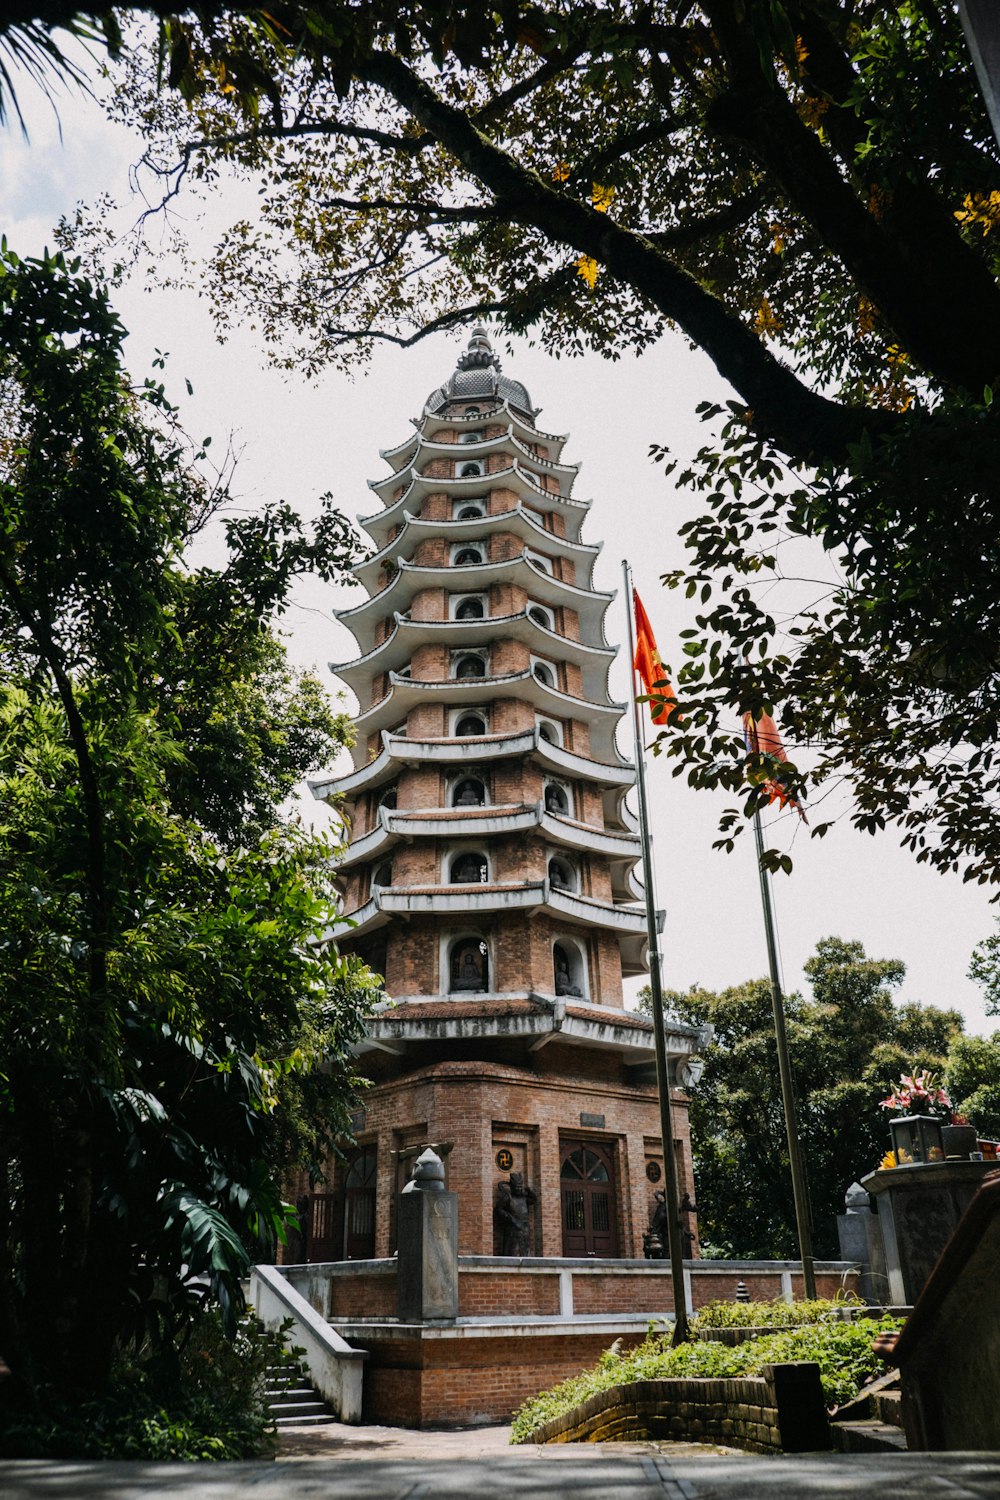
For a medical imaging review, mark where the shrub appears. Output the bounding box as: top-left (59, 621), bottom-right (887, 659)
top-left (0, 1311), bottom-right (286, 1460)
top-left (693, 1295), bottom-right (863, 1328)
top-left (509, 1315), bottom-right (902, 1443)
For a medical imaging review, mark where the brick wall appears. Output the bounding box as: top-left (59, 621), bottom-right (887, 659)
top-left (515, 1365), bottom-right (831, 1453)
top-left (356, 1330), bottom-right (650, 1428)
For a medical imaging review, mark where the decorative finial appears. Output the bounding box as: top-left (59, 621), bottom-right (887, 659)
top-left (457, 325), bottom-right (501, 373)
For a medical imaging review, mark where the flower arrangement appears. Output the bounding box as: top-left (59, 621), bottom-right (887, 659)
top-left (879, 1070), bottom-right (952, 1121)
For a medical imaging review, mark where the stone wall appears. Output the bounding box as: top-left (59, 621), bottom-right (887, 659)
top-left (515, 1365), bottom-right (831, 1454)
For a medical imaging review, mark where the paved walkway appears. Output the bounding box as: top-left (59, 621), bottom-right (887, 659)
top-left (1, 1423), bottom-right (999, 1499)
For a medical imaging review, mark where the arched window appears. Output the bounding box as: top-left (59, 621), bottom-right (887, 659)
top-left (548, 857), bottom-right (575, 892)
top-left (372, 862), bottom-right (393, 889)
top-left (459, 461), bottom-right (483, 478)
top-left (533, 661), bottom-right (555, 687)
top-left (544, 782), bottom-right (569, 815)
top-left (529, 604), bottom-right (553, 630)
top-left (455, 547), bottom-right (483, 567)
top-left (464, 406), bottom-right (480, 417)
top-left (455, 597), bottom-right (485, 620)
top-left (450, 851), bottom-right (488, 884)
top-left (537, 718), bottom-right (563, 746)
top-left (455, 654), bottom-right (486, 679)
top-left (553, 940), bottom-right (586, 998)
top-left (450, 937), bottom-right (489, 993)
top-left (452, 778), bottom-right (486, 807)
top-left (455, 713), bottom-right (486, 738)
top-left (457, 504), bottom-right (485, 520)
top-left (459, 430), bottom-right (485, 444)
top-left (378, 786), bottom-right (398, 811)
top-left (526, 549), bottom-right (554, 576)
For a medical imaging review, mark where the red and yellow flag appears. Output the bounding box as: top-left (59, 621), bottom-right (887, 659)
top-left (633, 590), bottom-right (676, 724)
top-left (743, 710), bottom-right (807, 822)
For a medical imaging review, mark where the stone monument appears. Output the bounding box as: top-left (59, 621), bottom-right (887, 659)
top-left (397, 1148), bottom-right (459, 1320)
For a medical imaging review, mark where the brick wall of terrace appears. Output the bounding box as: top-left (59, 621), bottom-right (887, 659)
top-left (355, 1328), bottom-right (645, 1428)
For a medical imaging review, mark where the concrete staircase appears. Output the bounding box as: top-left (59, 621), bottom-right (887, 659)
top-left (829, 1371), bottom-right (906, 1453)
top-left (265, 1356), bottom-right (338, 1429)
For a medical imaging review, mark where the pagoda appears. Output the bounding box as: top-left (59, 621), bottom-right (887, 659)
top-left (308, 329), bottom-right (708, 1263)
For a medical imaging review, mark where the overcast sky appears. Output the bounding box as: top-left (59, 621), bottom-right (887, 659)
top-left (3, 56), bottom-right (999, 1038)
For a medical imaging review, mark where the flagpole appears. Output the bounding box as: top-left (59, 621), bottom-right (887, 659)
top-left (623, 561), bottom-right (689, 1345)
top-left (752, 808), bottom-right (817, 1300)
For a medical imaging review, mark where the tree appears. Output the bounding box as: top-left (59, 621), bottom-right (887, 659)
top-left (657, 937), bottom-right (963, 1257)
top-left (0, 244), bottom-right (378, 1406)
top-left (945, 1031), bottom-right (1000, 1139)
top-left (8, 5), bottom-right (1000, 880)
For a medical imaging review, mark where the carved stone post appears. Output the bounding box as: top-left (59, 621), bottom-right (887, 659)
top-left (397, 1148), bottom-right (459, 1322)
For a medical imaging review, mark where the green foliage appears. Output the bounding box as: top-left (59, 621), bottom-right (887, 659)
top-left (654, 936), bottom-right (963, 1257)
top-left (0, 245), bottom-right (379, 1407)
top-left (0, 1310), bottom-right (280, 1460)
top-left (946, 1031), bottom-right (1000, 1140)
top-left (693, 1296), bottom-right (862, 1329)
top-left (40, 0), bottom-right (995, 885)
top-left (510, 1315), bottom-right (903, 1440)
top-left (969, 918), bottom-right (1000, 1016)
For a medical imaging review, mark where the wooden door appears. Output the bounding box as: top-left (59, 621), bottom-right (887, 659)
top-left (343, 1144), bottom-right (377, 1260)
top-left (307, 1193), bottom-right (339, 1262)
top-left (560, 1140), bottom-right (618, 1256)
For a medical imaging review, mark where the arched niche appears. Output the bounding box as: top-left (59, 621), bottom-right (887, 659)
top-left (553, 939), bottom-right (587, 999)
top-left (455, 654), bottom-right (487, 679)
top-left (543, 781), bottom-right (570, 816)
top-left (450, 851), bottom-right (488, 884)
top-left (454, 595), bottom-right (485, 620)
top-left (449, 935), bottom-right (489, 993)
top-left (548, 856), bottom-right (576, 892)
top-left (454, 712), bottom-right (487, 737)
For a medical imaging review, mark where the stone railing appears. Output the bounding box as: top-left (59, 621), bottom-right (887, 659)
top-left (514, 1364), bottom-right (831, 1454)
top-left (249, 1262), bottom-right (367, 1423)
top-left (282, 1255), bottom-right (859, 1323)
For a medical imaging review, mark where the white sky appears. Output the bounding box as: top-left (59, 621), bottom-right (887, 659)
top-left (3, 61), bottom-right (999, 1038)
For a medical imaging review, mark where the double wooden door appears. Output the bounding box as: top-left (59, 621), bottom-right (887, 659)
top-left (560, 1139), bottom-right (618, 1256)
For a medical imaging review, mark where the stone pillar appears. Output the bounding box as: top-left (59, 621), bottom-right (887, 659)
top-left (397, 1149), bottom-right (459, 1322)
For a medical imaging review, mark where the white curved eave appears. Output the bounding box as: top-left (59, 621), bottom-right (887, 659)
top-left (345, 670), bottom-right (625, 768)
top-left (358, 462), bottom-right (590, 546)
top-left (354, 504), bottom-right (601, 591)
top-left (369, 430), bottom-right (579, 497)
top-left (334, 799), bottom-right (642, 871)
top-left (336, 556), bottom-right (616, 657)
top-left (331, 609), bottom-right (615, 698)
top-left (326, 879), bottom-right (649, 945)
top-left (308, 727), bottom-right (634, 801)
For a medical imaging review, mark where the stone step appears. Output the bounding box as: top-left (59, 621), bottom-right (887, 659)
top-left (274, 1411), bottom-right (339, 1428)
top-left (829, 1419), bottom-right (907, 1454)
top-left (268, 1386), bottom-right (319, 1403)
top-left (875, 1391), bottom-right (903, 1425)
top-left (272, 1399), bottom-right (333, 1419)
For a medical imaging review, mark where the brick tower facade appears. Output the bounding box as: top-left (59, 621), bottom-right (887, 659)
top-left (308, 329), bottom-right (708, 1263)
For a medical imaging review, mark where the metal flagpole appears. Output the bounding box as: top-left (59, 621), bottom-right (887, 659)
top-left (752, 808), bottom-right (817, 1300)
top-left (622, 561), bottom-right (689, 1344)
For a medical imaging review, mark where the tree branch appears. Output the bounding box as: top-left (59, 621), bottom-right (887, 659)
top-left (358, 50), bottom-right (886, 463)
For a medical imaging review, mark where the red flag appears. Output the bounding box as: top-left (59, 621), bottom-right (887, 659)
top-left (743, 710), bottom-right (807, 822)
top-left (633, 590), bottom-right (676, 724)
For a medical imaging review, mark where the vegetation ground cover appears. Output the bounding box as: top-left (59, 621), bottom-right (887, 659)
top-left (0, 1311), bottom-right (287, 1460)
top-left (510, 1301), bottom-right (902, 1442)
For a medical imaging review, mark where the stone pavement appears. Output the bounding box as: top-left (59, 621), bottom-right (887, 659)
top-left (1, 1423), bottom-right (999, 1499)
